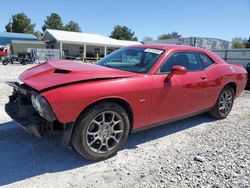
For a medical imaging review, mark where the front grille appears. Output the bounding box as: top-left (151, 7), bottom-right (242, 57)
top-left (5, 100), bottom-right (18, 119)
top-left (5, 97), bottom-right (45, 138)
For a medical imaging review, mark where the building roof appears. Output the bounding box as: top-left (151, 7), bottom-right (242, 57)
top-left (42, 29), bottom-right (141, 47)
top-left (0, 32), bottom-right (37, 39)
top-left (11, 40), bottom-right (45, 44)
top-left (0, 32), bottom-right (37, 45)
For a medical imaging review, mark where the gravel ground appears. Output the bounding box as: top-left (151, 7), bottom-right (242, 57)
top-left (0, 64), bottom-right (249, 188)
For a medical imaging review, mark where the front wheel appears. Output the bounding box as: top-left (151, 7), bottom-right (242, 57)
top-left (209, 86), bottom-right (234, 119)
top-left (2, 60), bottom-right (9, 65)
top-left (72, 102), bottom-right (130, 160)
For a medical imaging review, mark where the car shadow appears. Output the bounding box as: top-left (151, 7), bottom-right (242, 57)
top-left (0, 113), bottom-right (214, 186)
top-left (125, 113), bottom-right (214, 149)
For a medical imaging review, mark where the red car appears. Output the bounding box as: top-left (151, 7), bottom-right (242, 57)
top-left (5, 45), bottom-right (247, 160)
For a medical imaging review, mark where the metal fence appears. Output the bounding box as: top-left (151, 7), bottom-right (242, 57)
top-left (27, 48), bottom-right (60, 63)
top-left (213, 49), bottom-right (250, 67)
top-left (25, 48), bottom-right (250, 67)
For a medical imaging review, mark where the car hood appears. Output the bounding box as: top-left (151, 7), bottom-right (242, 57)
top-left (19, 60), bottom-right (136, 91)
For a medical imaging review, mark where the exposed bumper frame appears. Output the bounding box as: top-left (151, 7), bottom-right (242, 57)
top-left (5, 95), bottom-right (45, 138)
top-left (5, 81), bottom-right (75, 146)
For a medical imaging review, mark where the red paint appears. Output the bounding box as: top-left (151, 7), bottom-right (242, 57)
top-left (20, 45), bottom-right (248, 129)
top-left (0, 47), bottom-right (8, 56)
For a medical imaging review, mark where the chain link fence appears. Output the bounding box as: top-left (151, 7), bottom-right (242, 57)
top-left (27, 48), bottom-right (60, 63)
top-left (213, 49), bottom-right (250, 67)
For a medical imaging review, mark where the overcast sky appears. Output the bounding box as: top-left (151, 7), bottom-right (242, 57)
top-left (0, 0), bottom-right (249, 41)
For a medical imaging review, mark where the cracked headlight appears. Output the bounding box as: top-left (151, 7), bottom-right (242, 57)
top-left (31, 94), bottom-right (56, 122)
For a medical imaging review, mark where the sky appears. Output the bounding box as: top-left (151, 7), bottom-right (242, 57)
top-left (0, 0), bottom-right (249, 41)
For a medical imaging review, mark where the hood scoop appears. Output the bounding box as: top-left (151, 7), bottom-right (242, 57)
top-left (53, 69), bottom-right (71, 74)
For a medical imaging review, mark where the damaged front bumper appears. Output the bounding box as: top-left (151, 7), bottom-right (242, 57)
top-left (5, 82), bottom-right (50, 138)
top-left (5, 82), bottom-right (74, 146)
top-left (5, 100), bottom-right (44, 138)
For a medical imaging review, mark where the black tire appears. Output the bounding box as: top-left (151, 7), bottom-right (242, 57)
top-left (21, 60), bottom-right (28, 65)
top-left (71, 102), bottom-right (130, 161)
top-left (2, 60), bottom-right (8, 65)
top-left (209, 86), bottom-right (235, 119)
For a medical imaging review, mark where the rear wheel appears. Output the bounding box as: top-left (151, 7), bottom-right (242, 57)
top-left (209, 86), bottom-right (234, 119)
top-left (21, 60), bottom-right (28, 65)
top-left (72, 102), bottom-right (130, 160)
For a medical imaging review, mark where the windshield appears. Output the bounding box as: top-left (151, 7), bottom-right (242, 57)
top-left (96, 47), bottom-right (164, 73)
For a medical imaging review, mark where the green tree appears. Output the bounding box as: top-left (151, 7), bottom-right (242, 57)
top-left (42, 13), bottom-right (64, 31)
top-left (232, 37), bottom-right (246, 48)
top-left (245, 37), bottom-right (250, 48)
top-left (64, 20), bottom-right (81, 32)
top-left (33, 31), bottom-right (42, 38)
top-left (5, 13), bottom-right (35, 33)
top-left (158, 32), bottom-right (181, 40)
top-left (110, 25), bottom-right (138, 41)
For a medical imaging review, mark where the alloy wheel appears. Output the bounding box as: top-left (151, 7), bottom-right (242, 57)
top-left (219, 90), bottom-right (233, 116)
top-left (85, 111), bottom-right (124, 153)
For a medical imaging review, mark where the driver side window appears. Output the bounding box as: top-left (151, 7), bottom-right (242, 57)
top-left (159, 52), bottom-right (203, 73)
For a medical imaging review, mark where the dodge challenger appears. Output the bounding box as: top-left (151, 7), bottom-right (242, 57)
top-left (5, 44), bottom-right (247, 160)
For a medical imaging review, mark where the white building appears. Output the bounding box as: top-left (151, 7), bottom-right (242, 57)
top-left (144, 37), bottom-right (232, 50)
top-left (42, 29), bottom-right (141, 60)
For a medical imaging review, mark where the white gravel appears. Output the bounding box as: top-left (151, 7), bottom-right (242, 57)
top-left (0, 64), bottom-right (249, 188)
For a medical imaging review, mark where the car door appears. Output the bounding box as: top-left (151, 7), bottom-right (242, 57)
top-left (149, 51), bottom-right (212, 125)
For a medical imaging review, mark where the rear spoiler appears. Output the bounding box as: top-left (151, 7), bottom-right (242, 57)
top-left (232, 63), bottom-right (244, 68)
top-left (225, 61), bottom-right (245, 68)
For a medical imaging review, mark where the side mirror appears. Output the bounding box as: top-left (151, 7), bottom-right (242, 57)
top-left (165, 65), bottom-right (187, 81)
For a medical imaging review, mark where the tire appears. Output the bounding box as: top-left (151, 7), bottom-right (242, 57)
top-left (209, 86), bottom-right (235, 119)
top-left (21, 60), bottom-right (28, 65)
top-left (2, 60), bottom-right (8, 65)
top-left (71, 102), bottom-right (130, 161)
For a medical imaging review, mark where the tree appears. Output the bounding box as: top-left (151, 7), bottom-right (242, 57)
top-left (232, 37), bottom-right (246, 48)
top-left (245, 37), bottom-right (250, 48)
top-left (5, 13), bottom-right (35, 33)
top-left (42, 13), bottom-right (64, 31)
top-left (110, 25), bottom-right (138, 41)
top-left (171, 32), bottom-right (181, 38)
top-left (64, 20), bottom-right (81, 32)
top-left (158, 32), bottom-right (181, 40)
top-left (142, 36), bottom-right (153, 42)
top-left (33, 31), bottom-right (43, 38)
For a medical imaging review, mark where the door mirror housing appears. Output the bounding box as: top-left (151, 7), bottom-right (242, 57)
top-left (165, 65), bottom-right (187, 81)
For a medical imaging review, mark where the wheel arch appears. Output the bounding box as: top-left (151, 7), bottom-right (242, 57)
top-left (224, 81), bottom-right (237, 96)
top-left (75, 97), bottom-right (134, 133)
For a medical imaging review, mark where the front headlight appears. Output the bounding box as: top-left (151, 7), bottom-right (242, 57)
top-left (31, 94), bottom-right (56, 122)
top-left (17, 78), bottom-right (24, 85)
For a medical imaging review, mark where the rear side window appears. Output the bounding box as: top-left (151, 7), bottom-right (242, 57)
top-left (197, 53), bottom-right (214, 69)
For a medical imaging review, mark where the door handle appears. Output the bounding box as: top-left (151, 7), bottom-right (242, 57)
top-left (200, 76), bottom-right (207, 80)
